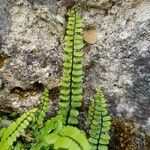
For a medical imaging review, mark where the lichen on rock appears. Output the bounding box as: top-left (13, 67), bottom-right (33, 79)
top-left (0, 0), bottom-right (64, 112)
top-left (0, 0), bottom-right (149, 149)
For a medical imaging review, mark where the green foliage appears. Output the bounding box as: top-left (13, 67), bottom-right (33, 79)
top-left (59, 9), bottom-right (84, 126)
top-left (0, 128), bottom-right (6, 140)
top-left (31, 116), bottom-right (90, 150)
top-left (0, 108), bottom-right (37, 150)
top-left (37, 88), bottom-right (49, 127)
top-left (13, 143), bottom-right (22, 150)
top-left (0, 8), bottom-right (111, 150)
top-left (34, 115), bottom-right (63, 142)
top-left (87, 90), bottom-right (111, 150)
top-left (44, 126), bottom-right (90, 150)
top-left (30, 115), bottom-right (63, 150)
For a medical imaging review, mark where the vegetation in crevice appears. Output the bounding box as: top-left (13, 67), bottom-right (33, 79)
top-left (0, 8), bottom-right (111, 150)
top-left (145, 132), bottom-right (150, 149)
top-left (0, 1), bottom-right (148, 150)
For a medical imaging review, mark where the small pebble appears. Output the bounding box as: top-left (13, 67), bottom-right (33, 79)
top-left (1, 120), bottom-right (12, 128)
top-left (12, 101), bottom-right (21, 109)
top-left (84, 29), bottom-right (97, 44)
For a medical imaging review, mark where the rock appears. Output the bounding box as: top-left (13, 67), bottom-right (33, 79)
top-left (84, 28), bottom-right (97, 44)
top-left (0, 0), bottom-right (150, 149)
top-left (83, 0), bottom-right (150, 148)
top-left (58, 6), bottom-right (67, 17)
top-left (0, 0), bottom-right (14, 40)
top-left (98, 0), bottom-right (113, 9)
top-left (0, 0), bottom-right (64, 112)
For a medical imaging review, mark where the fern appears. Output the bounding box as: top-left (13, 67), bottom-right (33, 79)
top-left (31, 116), bottom-right (90, 150)
top-left (0, 108), bottom-right (37, 150)
top-left (59, 9), bottom-right (84, 125)
top-left (35, 115), bottom-right (63, 141)
top-left (37, 88), bottom-right (49, 127)
top-left (0, 8), bottom-right (112, 150)
top-left (13, 143), bottom-right (22, 150)
top-left (30, 115), bottom-right (63, 150)
top-left (87, 90), bottom-right (111, 150)
top-left (43, 126), bottom-right (90, 150)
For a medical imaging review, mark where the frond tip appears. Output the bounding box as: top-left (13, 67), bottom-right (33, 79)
top-left (87, 90), bottom-right (111, 150)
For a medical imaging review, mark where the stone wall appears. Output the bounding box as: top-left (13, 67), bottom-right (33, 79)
top-left (0, 0), bottom-right (150, 149)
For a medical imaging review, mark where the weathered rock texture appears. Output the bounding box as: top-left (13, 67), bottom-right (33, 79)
top-left (0, 0), bottom-right (63, 112)
top-left (0, 0), bottom-right (150, 149)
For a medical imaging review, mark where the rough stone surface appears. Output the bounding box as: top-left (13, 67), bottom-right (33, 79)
top-left (0, 0), bottom-right (150, 149)
top-left (0, 0), bottom-right (63, 112)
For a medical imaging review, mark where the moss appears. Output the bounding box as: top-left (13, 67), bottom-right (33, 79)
top-left (145, 133), bottom-right (150, 148)
top-left (0, 55), bottom-right (5, 68)
top-left (110, 117), bottom-right (136, 150)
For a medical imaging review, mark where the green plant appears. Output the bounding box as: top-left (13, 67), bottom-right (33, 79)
top-left (59, 9), bottom-right (84, 126)
top-left (0, 8), bottom-right (111, 150)
top-left (37, 88), bottom-right (49, 127)
top-left (87, 90), bottom-right (111, 150)
top-left (31, 116), bottom-right (90, 150)
top-left (43, 126), bottom-right (89, 150)
top-left (0, 108), bottom-right (37, 150)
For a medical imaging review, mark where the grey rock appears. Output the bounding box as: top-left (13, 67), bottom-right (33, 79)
top-left (0, 0), bottom-right (15, 41)
top-left (0, 119), bottom-right (12, 128)
top-left (82, 1), bottom-right (150, 148)
top-left (0, 0), bottom-right (63, 112)
top-left (0, 0), bottom-right (150, 149)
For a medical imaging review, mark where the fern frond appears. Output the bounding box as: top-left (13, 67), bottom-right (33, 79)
top-left (44, 126), bottom-right (90, 150)
top-left (59, 9), bottom-right (84, 125)
top-left (32, 117), bottom-right (90, 150)
top-left (37, 88), bottom-right (49, 127)
top-left (0, 128), bottom-right (6, 139)
top-left (31, 115), bottom-right (63, 150)
top-left (87, 90), bottom-right (111, 150)
top-left (36, 115), bottom-right (63, 141)
top-left (12, 142), bottom-right (22, 150)
top-left (0, 108), bottom-right (37, 150)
